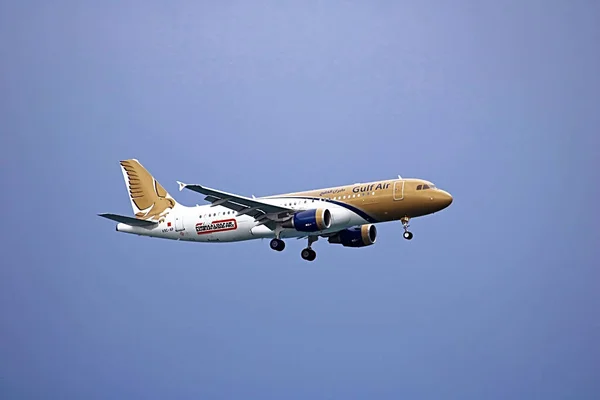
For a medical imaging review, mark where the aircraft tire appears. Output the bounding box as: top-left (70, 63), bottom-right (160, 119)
top-left (270, 238), bottom-right (285, 251)
top-left (301, 248), bottom-right (316, 261)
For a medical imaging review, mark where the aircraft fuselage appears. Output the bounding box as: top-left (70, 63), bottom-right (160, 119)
top-left (116, 177), bottom-right (453, 243)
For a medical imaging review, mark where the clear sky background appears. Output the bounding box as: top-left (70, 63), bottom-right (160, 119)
top-left (1, 1), bottom-right (599, 399)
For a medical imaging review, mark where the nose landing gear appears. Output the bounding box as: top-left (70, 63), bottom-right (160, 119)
top-left (401, 217), bottom-right (413, 240)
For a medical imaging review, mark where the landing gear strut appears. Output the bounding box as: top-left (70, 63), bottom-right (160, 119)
top-left (401, 217), bottom-right (413, 240)
top-left (270, 238), bottom-right (285, 251)
top-left (301, 236), bottom-right (318, 261)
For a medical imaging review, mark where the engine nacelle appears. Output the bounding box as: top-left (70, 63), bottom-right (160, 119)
top-left (283, 208), bottom-right (332, 232)
top-left (328, 224), bottom-right (377, 247)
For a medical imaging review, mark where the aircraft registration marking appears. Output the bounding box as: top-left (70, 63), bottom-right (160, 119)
top-left (196, 219), bottom-right (238, 235)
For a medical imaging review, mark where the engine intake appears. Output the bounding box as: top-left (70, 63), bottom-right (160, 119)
top-left (328, 224), bottom-right (377, 247)
top-left (283, 208), bottom-right (332, 232)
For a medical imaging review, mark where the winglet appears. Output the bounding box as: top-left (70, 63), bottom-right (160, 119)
top-left (177, 181), bottom-right (187, 191)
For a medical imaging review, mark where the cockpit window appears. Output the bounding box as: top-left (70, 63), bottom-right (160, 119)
top-left (417, 183), bottom-right (437, 190)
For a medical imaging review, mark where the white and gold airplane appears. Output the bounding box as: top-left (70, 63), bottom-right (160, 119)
top-left (99, 159), bottom-right (453, 261)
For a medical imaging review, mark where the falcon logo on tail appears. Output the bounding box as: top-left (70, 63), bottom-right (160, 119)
top-left (119, 159), bottom-right (177, 222)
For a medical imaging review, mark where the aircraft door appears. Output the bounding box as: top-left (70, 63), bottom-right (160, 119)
top-left (175, 216), bottom-right (185, 231)
top-left (393, 181), bottom-right (404, 201)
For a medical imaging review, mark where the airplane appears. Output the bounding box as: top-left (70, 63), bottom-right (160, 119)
top-left (98, 159), bottom-right (453, 261)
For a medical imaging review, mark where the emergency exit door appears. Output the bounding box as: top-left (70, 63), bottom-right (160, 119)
top-left (174, 216), bottom-right (185, 231)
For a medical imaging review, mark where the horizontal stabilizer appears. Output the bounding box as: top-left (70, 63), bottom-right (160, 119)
top-left (98, 213), bottom-right (159, 227)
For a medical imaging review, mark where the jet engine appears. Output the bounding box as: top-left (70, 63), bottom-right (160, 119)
top-left (328, 224), bottom-right (377, 247)
top-left (283, 208), bottom-right (332, 232)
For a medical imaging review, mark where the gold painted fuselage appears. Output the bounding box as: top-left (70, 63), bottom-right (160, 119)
top-left (272, 178), bottom-right (453, 223)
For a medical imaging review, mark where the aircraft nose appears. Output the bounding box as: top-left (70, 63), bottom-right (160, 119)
top-left (439, 190), bottom-right (453, 209)
top-left (444, 191), bottom-right (453, 206)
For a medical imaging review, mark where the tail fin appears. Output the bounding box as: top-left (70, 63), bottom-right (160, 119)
top-left (119, 159), bottom-right (178, 222)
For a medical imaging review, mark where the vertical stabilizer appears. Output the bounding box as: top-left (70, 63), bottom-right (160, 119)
top-left (119, 159), bottom-right (178, 222)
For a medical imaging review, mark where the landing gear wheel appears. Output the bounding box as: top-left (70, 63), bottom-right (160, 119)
top-left (400, 217), bottom-right (413, 241)
top-left (301, 248), bottom-right (316, 261)
top-left (270, 238), bottom-right (285, 251)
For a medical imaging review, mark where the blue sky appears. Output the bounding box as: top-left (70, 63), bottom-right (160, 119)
top-left (1, 1), bottom-right (599, 399)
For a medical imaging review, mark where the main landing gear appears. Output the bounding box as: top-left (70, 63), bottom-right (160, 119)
top-left (401, 217), bottom-right (413, 240)
top-left (301, 236), bottom-right (318, 261)
top-left (269, 235), bottom-right (318, 261)
top-left (301, 248), bottom-right (316, 261)
top-left (270, 238), bottom-right (285, 251)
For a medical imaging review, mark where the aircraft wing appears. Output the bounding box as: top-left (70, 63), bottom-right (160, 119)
top-left (177, 181), bottom-right (293, 226)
